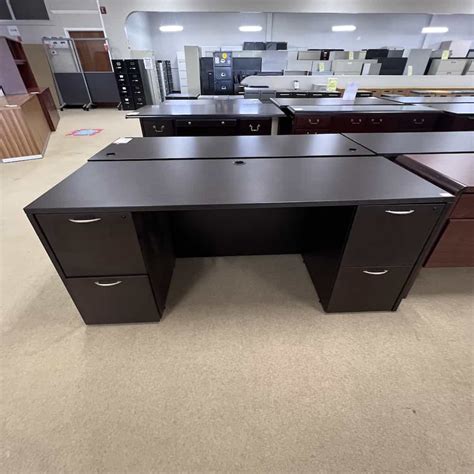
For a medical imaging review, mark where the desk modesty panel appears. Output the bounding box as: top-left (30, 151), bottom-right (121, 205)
top-left (126, 100), bottom-right (285, 137)
top-left (287, 105), bottom-right (442, 134)
top-left (25, 157), bottom-right (453, 324)
top-left (343, 131), bottom-right (474, 157)
top-left (89, 135), bottom-right (375, 161)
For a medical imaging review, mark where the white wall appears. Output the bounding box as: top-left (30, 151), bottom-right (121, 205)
top-left (125, 11), bottom-right (473, 60)
top-left (0, 0), bottom-right (103, 43)
top-left (125, 11), bottom-right (153, 51)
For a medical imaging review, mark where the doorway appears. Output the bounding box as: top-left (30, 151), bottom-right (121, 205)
top-left (67, 30), bottom-right (112, 72)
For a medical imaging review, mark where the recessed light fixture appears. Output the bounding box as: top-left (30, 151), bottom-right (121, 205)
top-left (421, 26), bottom-right (449, 34)
top-left (239, 25), bottom-right (262, 32)
top-left (332, 25), bottom-right (357, 32)
top-left (159, 25), bottom-right (184, 32)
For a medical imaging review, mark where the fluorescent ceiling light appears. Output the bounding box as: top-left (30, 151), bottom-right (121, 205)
top-left (159, 25), bottom-right (183, 32)
top-left (239, 25), bottom-right (262, 32)
top-left (422, 26), bottom-right (449, 34)
top-left (332, 25), bottom-right (356, 32)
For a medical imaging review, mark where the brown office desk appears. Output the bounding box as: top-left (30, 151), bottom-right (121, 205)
top-left (31, 87), bottom-right (60, 131)
top-left (427, 103), bottom-right (474, 131)
top-left (396, 153), bottom-right (474, 267)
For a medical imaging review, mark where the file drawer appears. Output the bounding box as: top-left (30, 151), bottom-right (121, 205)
top-left (140, 119), bottom-right (174, 136)
top-left (342, 204), bottom-right (443, 266)
top-left (37, 213), bottom-right (146, 277)
top-left (66, 275), bottom-right (160, 324)
top-left (327, 266), bottom-right (412, 312)
top-left (365, 114), bottom-right (397, 132)
top-left (239, 119), bottom-right (272, 135)
top-left (295, 115), bottom-right (332, 131)
top-left (215, 67), bottom-right (232, 80)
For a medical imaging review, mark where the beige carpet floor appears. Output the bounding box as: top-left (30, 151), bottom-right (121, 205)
top-left (1, 109), bottom-right (473, 473)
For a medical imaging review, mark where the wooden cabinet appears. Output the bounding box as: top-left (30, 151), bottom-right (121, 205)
top-left (0, 94), bottom-right (51, 161)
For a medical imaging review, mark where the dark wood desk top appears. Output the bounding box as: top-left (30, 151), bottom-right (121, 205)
top-left (411, 89), bottom-right (474, 96)
top-left (25, 157), bottom-right (452, 214)
top-left (384, 96), bottom-right (474, 104)
top-left (343, 132), bottom-right (474, 156)
top-left (397, 153), bottom-right (474, 193)
top-left (287, 105), bottom-right (438, 115)
top-left (165, 91), bottom-right (200, 100)
top-left (271, 97), bottom-right (396, 108)
top-left (426, 103), bottom-right (474, 115)
top-left (126, 101), bottom-right (285, 119)
top-left (89, 135), bottom-right (375, 161)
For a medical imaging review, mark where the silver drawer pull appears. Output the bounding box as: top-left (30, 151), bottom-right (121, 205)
top-left (363, 270), bottom-right (388, 276)
top-left (385, 210), bottom-right (415, 215)
top-left (249, 124), bottom-right (261, 132)
top-left (308, 118), bottom-right (320, 125)
top-left (94, 281), bottom-right (122, 287)
top-left (68, 218), bottom-right (102, 224)
top-left (152, 124), bottom-right (165, 133)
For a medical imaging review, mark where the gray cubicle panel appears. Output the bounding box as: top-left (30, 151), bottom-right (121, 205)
top-left (85, 73), bottom-right (120, 104)
top-left (402, 48), bottom-right (432, 75)
top-left (332, 60), bottom-right (365, 75)
top-left (311, 61), bottom-right (332, 75)
top-left (427, 59), bottom-right (468, 75)
top-left (54, 73), bottom-right (91, 107)
top-left (297, 51), bottom-right (321, 60)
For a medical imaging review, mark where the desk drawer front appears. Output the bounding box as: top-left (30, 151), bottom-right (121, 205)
top-left (365, 114), bottom-right (397, 132)
top-left (239, 119), bottom-right (272, 135)
top-left (342, 204), bottom-right (443, 266)
top-left (295, 115), bottom-right (332, 130)
top-left (141, 119), bottom-right (174, 136)
top-left (177, 119), bottom-right (237, 129)
top-left (335, 114), bottom-right (368, 131)
top-left (399, 113), bottom-right (437, 132)
top-left (451, 194), bottom-right (474, 219)
top-left (327, 266), bottom-right (412, 312)
top-left (37, 213), bottom-right (146, 277)
top-left (66, 275), bottom-right (160, 324)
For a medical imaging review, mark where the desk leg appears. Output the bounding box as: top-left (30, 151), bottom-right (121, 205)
top-left (271, 117), bottom-right (279, 135)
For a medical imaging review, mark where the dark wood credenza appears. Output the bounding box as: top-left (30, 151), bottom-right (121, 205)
top-left (25, 154), bottom-right (453, 324)
top-left (126, 100), bottom-right (285, 137)
top-left (396, 153), bottom-right (474, 267)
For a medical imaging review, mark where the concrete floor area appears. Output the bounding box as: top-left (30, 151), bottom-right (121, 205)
top-left (1, 109), bottom-right (473, 473)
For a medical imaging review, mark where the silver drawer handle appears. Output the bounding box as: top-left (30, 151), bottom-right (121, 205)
top-left (308, 119), bottom-right (320, 125)
top-left (68, 218), bottom-right (102, 224)
top-left (94, 281), bottom-right (122, 287)
top-left (249, 124), bottom-right (261, 132)
top-left (363, 270), bottom-right (388, 276)
top-left (385, 210), bottom-right (415, 215)
top-left (153, 124), bottom-right (165, 133)
top-left (413, 119), bottom-right (425, 125)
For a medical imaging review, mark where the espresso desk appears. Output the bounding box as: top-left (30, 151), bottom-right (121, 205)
top-left (275, 90), bottom-right (341, 98)
top-left (126, 100), bottom-right (285, 136)
top-left (396, 153), bottom-right (474, 267)
top-left (426, 103), bottom-right (474, 131)
top-left (271, 98), bottom-right (401, 133)
top-left (343, 131), bottom-right (474, 158)
top-left (89, 135), bottom-right (374, 161)
top-left (25, 156), bottom-right (453, 324)
top-left (383, 95), bottom-right (474, 105)
top-left (410, 89), bottom-right (474, 97)
top-left (287, 105), bottom-right (441, 134)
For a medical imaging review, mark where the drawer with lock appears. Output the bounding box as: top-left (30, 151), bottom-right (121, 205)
top-left (140, 119), bottom-right (174, 136)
